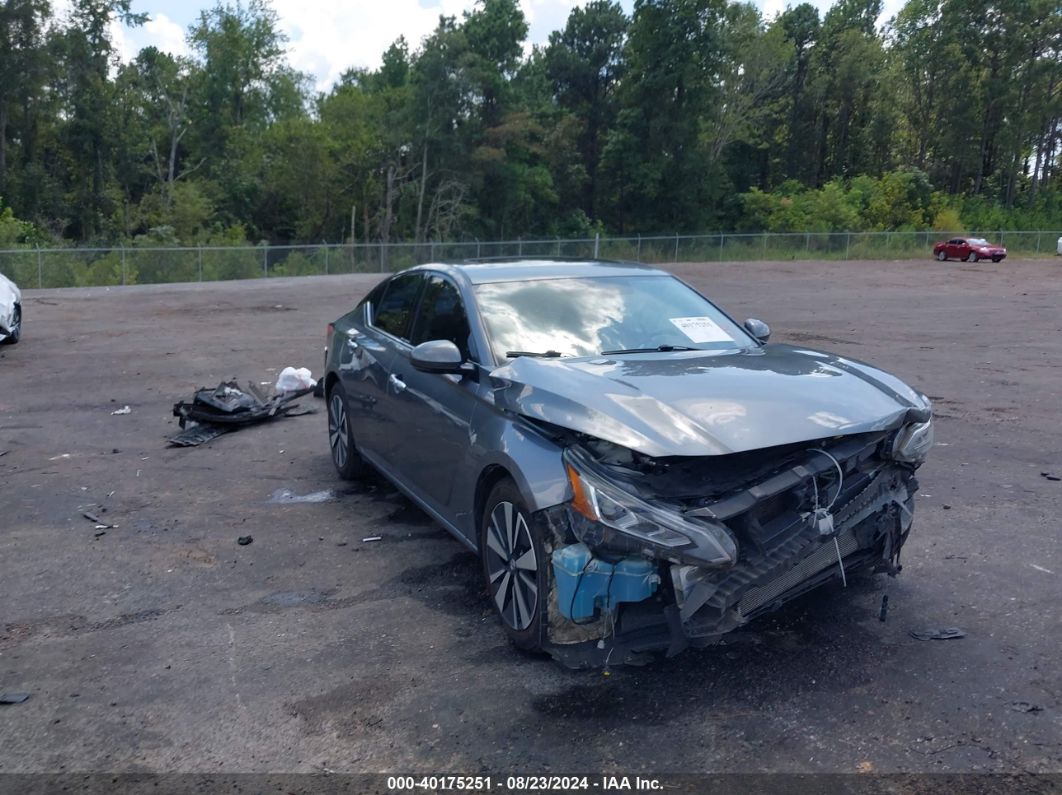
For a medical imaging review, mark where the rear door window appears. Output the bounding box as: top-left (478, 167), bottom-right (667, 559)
top-left (373, 273), bottom-right (424, 342)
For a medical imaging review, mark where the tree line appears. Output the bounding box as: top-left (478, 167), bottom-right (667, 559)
top-left (0, 0), bottom-right (1059, 249)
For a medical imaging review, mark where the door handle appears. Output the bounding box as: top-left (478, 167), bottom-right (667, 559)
top-left (389, 373), bottom-right (406, 392)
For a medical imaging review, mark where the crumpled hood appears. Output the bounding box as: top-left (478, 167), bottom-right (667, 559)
top-left (490, 345), bottom-right (930, 457)
top-left (0, 272), bottom-right (20, 331)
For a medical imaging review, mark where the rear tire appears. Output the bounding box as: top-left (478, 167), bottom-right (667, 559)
top-left (326, 381), bottom-right (368, 480)
top-left (936, 250), bottom-right (947, 261)
top-left (479, 479), bottom-right (547, 652)
top-left (966, 252), bottom-right (979, 263)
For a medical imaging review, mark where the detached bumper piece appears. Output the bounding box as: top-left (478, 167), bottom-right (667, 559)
top-left (545, 432), bottom-right (919, 666)
top-left (169, 380), bottom-right (315, 447)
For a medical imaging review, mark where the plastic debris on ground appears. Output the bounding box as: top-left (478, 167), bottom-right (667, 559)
top-left (0, 693), bottom-right (31, 705)
top-left (237, 536), bottom-right (253, 546)
top-left (1010, 701), bottom-right (1044, 713)
top-left (111, 405), bottom-right (131, 415)
top-left (169, 380), bottom-right (315, 447)
top-left (274, 366), bottom-right (315, 393)
top-left (362, 536), bottom-right (382, 543)
top-left (909, 627), bottom-right (966, 641)
top-left (269, 488), bottom-right (336, 504)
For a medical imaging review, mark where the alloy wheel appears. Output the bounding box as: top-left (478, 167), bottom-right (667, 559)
top-left (328, 392), bottom-right (349, 469)
top-left (484, 501), bottom-right (539, 631)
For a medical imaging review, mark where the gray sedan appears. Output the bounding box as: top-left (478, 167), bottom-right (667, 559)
top-left (321, 259), bottom-right (933, 666)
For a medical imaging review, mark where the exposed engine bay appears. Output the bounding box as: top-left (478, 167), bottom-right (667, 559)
top-left (530, 419), bottom-right (930, 667)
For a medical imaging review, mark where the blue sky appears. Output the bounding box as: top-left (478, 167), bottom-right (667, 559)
top-left (69, 0), bottom-right (905, 91)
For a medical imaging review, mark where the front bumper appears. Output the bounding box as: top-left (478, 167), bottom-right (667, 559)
top-left (542, 434), bottom-right (920, 667)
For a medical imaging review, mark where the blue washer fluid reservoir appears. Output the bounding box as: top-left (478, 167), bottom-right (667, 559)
top-left (552, 543), bottom-right (660, 621)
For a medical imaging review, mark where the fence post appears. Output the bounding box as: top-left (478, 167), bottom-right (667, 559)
top-left (1036, 231), bottom-right (1041, 254)
top-left (719, 233), bottom-right (724, 262)
top-left (594, 233), bottom-right (600, 259)
top-left (845, 232), bottom-right (851, 261)
top-left (805, 232), bottom-right (810, 253)
top-left (476, 238), bottom-right (481, 259)
top-left (430, 241), bottom-right (435, 262)
top-left (262, 244), bottom-right (268, 278)
top-left (518, 238), bottom-right (523, 256)
top-left (762, 233), bottom-right (767, 259)
top-left (120, 245), bottom-right (126, 286)
top-left (556, 236), bottom-right (561, 256)
top-left (36, 245), bottom-right (42, 289)
top-left (324, 243), bottom-right (329, 275)
top-left (198, 245), bottom-right (203, 282)
top-left (674, 234), bottom-right (679, 262)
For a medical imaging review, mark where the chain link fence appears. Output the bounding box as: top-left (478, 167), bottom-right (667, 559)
top-left (1, 230), bottom-right (1059, 289)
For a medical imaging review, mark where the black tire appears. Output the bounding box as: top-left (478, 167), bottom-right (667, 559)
top-left (966, 252), bottom-right (978, 263)
top-left (2, 304), bottom-right (20, 345)
top-left (326, 381), bottom-right (368, 480)
top-left (992, 256), bottom-right (1003, 263)
top-left (479, 479), bottom-right (548, 651)
top-left (936, 250), bottom-right (947, 261)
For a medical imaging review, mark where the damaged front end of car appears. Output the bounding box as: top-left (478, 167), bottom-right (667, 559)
top-left (532, 411), bottom-right (933, 667)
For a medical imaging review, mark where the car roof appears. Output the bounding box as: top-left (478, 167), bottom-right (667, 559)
top-left (414, 257), bottom-right (667, 285)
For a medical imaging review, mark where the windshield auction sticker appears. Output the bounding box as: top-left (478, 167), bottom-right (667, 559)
top-left (669, 316), bottom-right (733, 343)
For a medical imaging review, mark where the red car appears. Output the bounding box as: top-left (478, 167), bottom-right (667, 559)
top-left (933, 237), bottom-right (1007, 263)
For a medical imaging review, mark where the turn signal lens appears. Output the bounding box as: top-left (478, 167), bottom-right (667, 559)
top-left (567, 464), bottom-right (598, 521)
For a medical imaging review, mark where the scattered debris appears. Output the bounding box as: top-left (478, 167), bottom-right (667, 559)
top-left (81, 511), bottom-right (115, 529)
top-left (0, 450), bottom-right (9, 458)
top-left (910, 627), bottom-right (966, 641)
top-left (879, 594), bottom-right (889, 622)
top-left (942, 504), bottom-right (952, 510)
top-left (1040, 472), bottom-right (1061, 482)
top-left (269, 488), bottom-right (336, 504)
top-left (1010, 701), bottom-right (1043, 714)
top-left (94, 530), bottom-right (106, 538)
top-left (275, 366), bottom-right (316, 393)
top-left (0, 692), bottom-right (31, 705)
top-left (49, 453), bottom-right (71, 461)
top-left (1029, 563), bottom-right (1054, 574)
top-left (362, 536), bottom-right (382, 543)
top-left (110, 405), bottom-right (131, 415)
top-left (169, 380), bottom-right (315, 447)
top-left (237, 535), bottom-right (253, 546)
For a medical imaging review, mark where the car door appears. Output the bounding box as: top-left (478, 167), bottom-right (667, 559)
top-left (341, 271), bottom-right (425, 461)
top-left (380, 274), bottom-right (481, 525)
top-left (950, 239), bottom-right (968, 259)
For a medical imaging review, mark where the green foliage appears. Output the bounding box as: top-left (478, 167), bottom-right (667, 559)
top-left (0, 0), bottom-right (1059, 252)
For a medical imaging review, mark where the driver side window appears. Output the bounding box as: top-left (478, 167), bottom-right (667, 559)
top-left (411, 275), bottom-right (475, 361)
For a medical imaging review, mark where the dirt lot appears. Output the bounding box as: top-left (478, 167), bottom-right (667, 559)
top-left (1, 258), bottom-right (1061, 780)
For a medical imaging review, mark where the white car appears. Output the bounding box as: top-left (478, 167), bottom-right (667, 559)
top-left (0, 272), bottom-right (22, 344)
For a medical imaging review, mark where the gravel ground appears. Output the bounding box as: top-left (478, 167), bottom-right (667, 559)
top-left (0, 258), bottom-right (1060, 781)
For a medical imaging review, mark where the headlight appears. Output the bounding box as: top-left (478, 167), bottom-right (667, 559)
top-left (891, 418), bottom-right (934, 463)
top-left (563, 449), bottom-right (737, 567)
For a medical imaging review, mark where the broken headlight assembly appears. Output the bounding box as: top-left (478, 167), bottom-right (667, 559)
top-left (563, 448), bottom-right (737, 567)
top-left (890, 418), bottom-right (934, 463)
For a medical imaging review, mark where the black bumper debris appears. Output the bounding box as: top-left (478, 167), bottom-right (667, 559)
top-left (170, 381), bottom-right (315, 447)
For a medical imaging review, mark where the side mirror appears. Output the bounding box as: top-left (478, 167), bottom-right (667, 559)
top-left (743, 318), bottom-right (771, 344)
top-left (411, 339), bottom-right (467, 374)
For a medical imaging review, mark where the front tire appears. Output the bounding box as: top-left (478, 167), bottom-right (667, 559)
top-left (992, 256), bottom-right (1003, 263)
top-left (966, 252), bottom-right (979, 262)
top-left (327, 381), bottom-right (368, 480)
top-left (479, 479), bottom-right (547, 651)
top-left (2, 304), bottom-right (20, 344)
